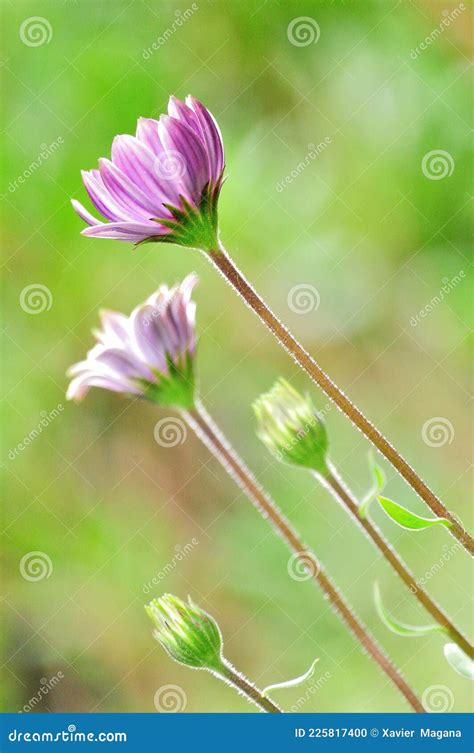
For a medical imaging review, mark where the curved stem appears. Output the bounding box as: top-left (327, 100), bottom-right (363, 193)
top-left (207, 245), bottom-right (473, 557)
top-left (181, 400), bottom-right (424, 713)
top-left (216, 659), bottom-right (282, 713)
top-left (321, 464), bottom-right (473, 659)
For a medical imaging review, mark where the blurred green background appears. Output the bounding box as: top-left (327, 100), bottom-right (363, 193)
top-left (1, 0), bottom-right (472, 714)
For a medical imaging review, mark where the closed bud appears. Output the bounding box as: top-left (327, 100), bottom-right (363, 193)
top-left (145, 594), bottom-right (224, 672)
top-left (253, 379), bottom-right (329, 474)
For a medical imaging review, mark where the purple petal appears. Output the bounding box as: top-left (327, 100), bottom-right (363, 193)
top-left (92, 347), bottom-right (155, 381)
top-left (186, 97), bottom-right (224, 182)
top-left (168, 96), bottom-right (199, 133)
top-left (97, 310), bottom-right (132, 347)
top-left (111, 135), bottom-right (170, 205)
top-left (99, 159), bottom-right (160, 219)
top-left (81, 220), bottom-right (168, 242)
top-left (82, 170), bottom-right (128, 221)
top-left (129, 304), bottom-right (168, 373)
top-left (158, 115), bottom-right (210, 203)
top-left (150, 306), bottom-right (181, 360)
top-left (167, 290), bottom-right (196, 355)
top-left (178, 272), bottom-right (199, 302)
top-left (156, 275), bottom-right (197, 360)
top-left (136, 117), bottom-right (162, 155)
top-left (67, 372), bottom-right (141, 401)
top-left (71, 199), bottom-right (103, 227)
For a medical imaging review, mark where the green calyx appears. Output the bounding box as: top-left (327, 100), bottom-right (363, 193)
top-left (140, 181), bottom-right (221, 252)
top-left (139, 352), bottom-right (196, 410)
top-left (253, 378), bottom-right (329, 475)
top-left (146, 594), bottom-right (225, 673)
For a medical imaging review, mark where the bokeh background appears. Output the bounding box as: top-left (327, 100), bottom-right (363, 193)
top-left (1, 0), bottom-right (472, 714)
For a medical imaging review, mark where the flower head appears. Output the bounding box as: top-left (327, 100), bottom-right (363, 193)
top-left (253, 379), bottom-right (329, 474)
top-left (72, 96), bottom-right (224, 250)
top-left (66, 274), bottom-right (198, 409)
top-left (146, 594), bottom-right (224, 672)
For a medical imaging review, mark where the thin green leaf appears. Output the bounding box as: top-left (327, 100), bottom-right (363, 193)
top-left (374, 583), bottom-right (447, 637)
top-left (444, 643), bottom-right (474, 680)
top-left (263, 659), bottom-right (319, 696)
top-left (358, 453), bottom-right (386, 519)
top-left (377, 496), bottom-right (452, 530)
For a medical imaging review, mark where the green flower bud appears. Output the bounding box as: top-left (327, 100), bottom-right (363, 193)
top-left (145, 594), bottom-right (224, 672)
top-left (253, 378), bottom-right (329, 474)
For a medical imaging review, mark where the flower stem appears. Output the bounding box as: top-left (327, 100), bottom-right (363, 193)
top-left (321, 464), bottom-right (473, 659)
top-left (207, 244), bottom-right (473, 556)
top-left (216, 658), bottom-right (282, 713)
top-left (181, 400), bottom-right (424, 713)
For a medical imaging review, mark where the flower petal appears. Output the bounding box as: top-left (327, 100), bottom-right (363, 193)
top-left (186, 96), bottom-right (224, 181)
top-left (136, 117), bottom-right (162, 155)
top-left (92, 347), bottom-right (155, 381)
top-left (97, 310), bottom-right (132, 347)
top-left (168, 96), bottom-right (199, 133)
top-left (158, 115), bottom-right (210, 202)
top-left (71, 199), bottom-right (103, 227)
top-left (129, 304), bottom-right (169, 373)
top-left (99, 158), bottom-right (160, 219)
top-left (111, 135), bottom-right (171, 205)
top-left (81, 220), bottom-right (168, 242)
top-left (66, 372), bottom-right (141, 401)
top-left (167, 291), bottom-right (196, 356)
top-left (82, 169), bottom-right (129, 221)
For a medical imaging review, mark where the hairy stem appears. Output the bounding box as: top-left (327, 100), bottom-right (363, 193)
top-left (321, 464), bottom-right (473, 659)
top-left (216, 659), bottom-right (282, 713)
top-left (207, 244), bottom-right (472, 556)
top-left (181, 399), bottom-right (424, 713)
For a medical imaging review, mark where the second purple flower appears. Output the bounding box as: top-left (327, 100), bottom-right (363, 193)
top-left (67, 274), bottom-right (198, 408)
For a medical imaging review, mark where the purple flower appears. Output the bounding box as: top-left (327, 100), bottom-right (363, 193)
top-left (72, 96), bottom-right (224, 249)
top-left (66, 274), bottom-right (198, 408)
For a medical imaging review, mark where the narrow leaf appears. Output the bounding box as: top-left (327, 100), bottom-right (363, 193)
top-left (444, 643), bottom-right (474, 680)
top-left (263, 658), bottom-right (319, 696)
top-left (374, 583), bottom-right (446, 637)
top-left (358, 453), bottom-right (386, 519)
top-left (377, 496), bottom-right (452, 530)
